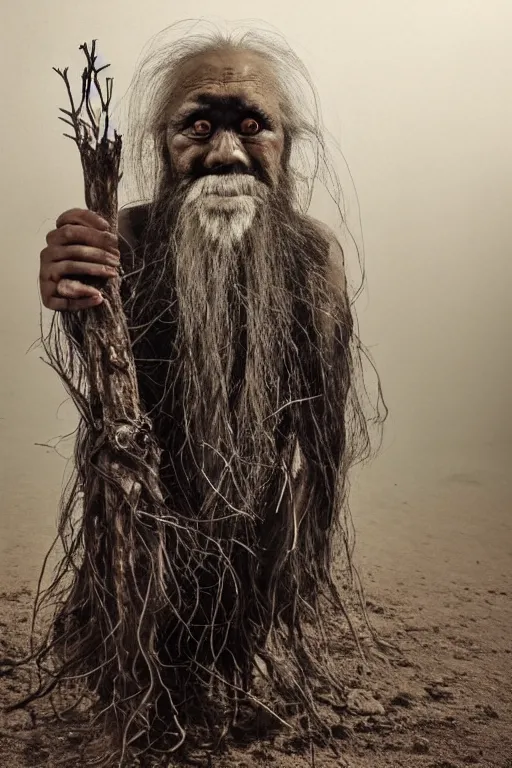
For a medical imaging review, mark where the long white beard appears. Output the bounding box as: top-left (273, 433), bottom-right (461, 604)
top-left (182, 173), bottom-right (267, 245)
top-left (171, 173), bottom-right (273, 483)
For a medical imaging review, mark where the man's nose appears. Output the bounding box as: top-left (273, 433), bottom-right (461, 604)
top-left (203, 131), bottom-right (250, 171)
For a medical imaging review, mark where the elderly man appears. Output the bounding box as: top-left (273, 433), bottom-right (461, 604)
top-left (38, 29), bottom-right (379, 756)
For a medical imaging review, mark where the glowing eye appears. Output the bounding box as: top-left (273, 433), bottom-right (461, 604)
top-left (192, 120), bottom-right (212, 136)
top-left (240, 118), bottom-right (261, 136)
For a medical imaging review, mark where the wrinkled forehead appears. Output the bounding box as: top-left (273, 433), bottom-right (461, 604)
top-left (167, 49), bottom-right (283, 120)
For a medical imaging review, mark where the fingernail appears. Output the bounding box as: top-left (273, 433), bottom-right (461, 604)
top-left (99, 217), bottom-right (111, 230)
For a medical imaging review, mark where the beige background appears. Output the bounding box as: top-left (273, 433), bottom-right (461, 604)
top-left (0, 0), bottom-right (511, 600)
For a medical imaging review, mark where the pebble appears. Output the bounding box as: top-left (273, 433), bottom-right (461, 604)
top-left (331, 723), bottom-right (351, 740)
top-left (347, 689), bottom-right (385, 716)
top-left (425, 684), bottom-right (455, 701)
top-left (391, 691), bottom-right (415, 708)
top-left (412, 736), bottom-right (430, 754)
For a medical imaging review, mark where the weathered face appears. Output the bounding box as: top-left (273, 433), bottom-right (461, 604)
top-left (165, 49), bottom-right (286, 190)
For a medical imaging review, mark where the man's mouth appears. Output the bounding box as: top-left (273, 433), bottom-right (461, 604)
top-left (204, 165), bottom-right (257, 178)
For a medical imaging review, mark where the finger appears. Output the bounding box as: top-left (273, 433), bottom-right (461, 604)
top-left (56, 278), bottom-right (103, 299)
top-left (41, 243), bottom-right (120, 267)
top-left (46, 225), bottom-right (119, 254)
top-left (40, 277), bottom-right (100, 306)
top-left (45, 294), bottom-right (104, 312)
top-left (56, 208), bottom-right (111, 231)
top-left (46, 260), bottom-right (119, 282)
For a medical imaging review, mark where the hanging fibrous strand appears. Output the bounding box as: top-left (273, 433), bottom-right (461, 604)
top-left (9, 40), bottom-right (200, 763)
top-left (8, 35), bottom-right (388, 768)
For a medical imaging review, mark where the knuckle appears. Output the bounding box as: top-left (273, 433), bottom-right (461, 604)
top-left (103, 230), bottom-right (117, 247)
top-left (59, 207), bottom-right (82, 222)
top-left (60, 224), bottom-right (74, 242)
top-left (93, 249), bottom-right (108, 265)
top-left (65, 245), bottom-right (82, 260)
top-left (45, 230), bottom-right (56, 246)
top-left (88, 261), bottom-right (105, 275)
top-left (39, 258), bottom-right (52, 278)
top-left (41, 289), bottom-right (52, 308)
top-left (57, 260), bottom-right (71, 276)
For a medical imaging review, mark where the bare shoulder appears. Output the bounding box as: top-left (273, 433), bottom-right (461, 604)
top-left (305, 216), bottom-right (347, 289)
top-left (118, 203), bottom-right (150, 251)
top-left (306, 215), bottom-right (334, 239)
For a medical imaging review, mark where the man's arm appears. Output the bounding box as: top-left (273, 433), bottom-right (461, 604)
top-left (306, 217), bottom-right (352, 347)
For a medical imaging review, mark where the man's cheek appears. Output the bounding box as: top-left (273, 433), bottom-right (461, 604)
top-left (251, 147), bottom-right (279, 179)
top-left (169, 138), bottom-right (203, 176)
top-left (250, 139), bottom-right (284, 185)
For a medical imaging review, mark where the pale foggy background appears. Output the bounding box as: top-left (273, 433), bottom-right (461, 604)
top-left (0, 0), bottom-right (511, 602)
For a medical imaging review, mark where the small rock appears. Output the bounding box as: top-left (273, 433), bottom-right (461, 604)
top-left (425, 684), bottom-right (455, 701)
top-left (443, 715), bottom-right (457, 728)
top-left (282, 735), bottom-right (306, 752)
top-left (5, 710), bottom-right (33, 731)
top-left (331, 723), bottom-right (351, 740)
top-left (404, 624), bottom-right (429, 633)
top-left (396, 657), bottom-right (415, 668)
top-left (433, 676), bottom-right (452, 686)
top-left (412, 736), bottom-right (430, 754)
top-left (347, 689), bottom-right (385, 716)
top-left (391, 692), bottom-right (415, 708)
top-left (366, 600), bottom-right (385, 614)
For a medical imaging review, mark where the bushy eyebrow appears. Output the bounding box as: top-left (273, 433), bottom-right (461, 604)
top-left (171, 94), bottom-right (273, 127)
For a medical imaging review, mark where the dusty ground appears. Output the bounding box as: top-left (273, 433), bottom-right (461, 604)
top-left (1, 450), bottom-right (511, 767)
